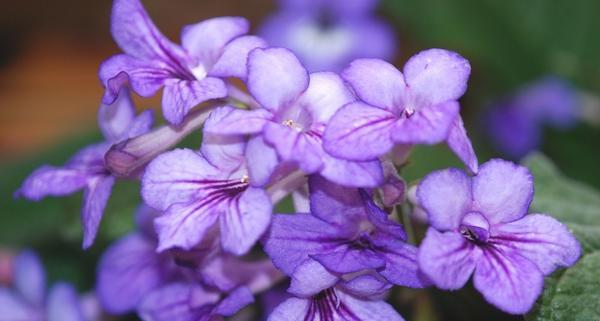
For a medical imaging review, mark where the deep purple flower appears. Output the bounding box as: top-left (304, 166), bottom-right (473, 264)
top-left (204, 48), bottom-right (383, 188)
top-left (267, 286), bottom-right (405, 321)
top-left (259, 0), bottom-right (395, 72)
top-left (16, 90), bottom-right (153, 248)
top-left (486, 76), bottom-right (580, 159)
top-left (323, 49), bottom-right (479, 173)
top-left (141, 107), bottom-right (273, 254)
top-left (100, 0), bottom-right (266, 125)
top-left (0, 251), bottom-right (93, 321)
top-left (264, 175), bottom-right (427, 298)
top-left (416, 159), bottom-right (580, 314)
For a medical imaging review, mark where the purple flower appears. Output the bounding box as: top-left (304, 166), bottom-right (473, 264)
top-left (486, 76), bottom-right (580, 159)
top-left (259, 0), bottom-right (395, 72)
top-left (267, 286), bottom-right (405, 321)
top-left (16, 90), bottom-right (153, 248)
top-left (100, 0), bottom-right (266, 125)
top-left (0, 251), bottom-right (92, 321)
top-left (416, 159), bottom-right (581, 314)
top-left (263, 175), bottom-right (427, 299)
top-left (141, 107), bottom-right (273, 254)
top-left (323, 49), bottom-right (479, 173)
top-left (204, 48), bottom-right (383, 188)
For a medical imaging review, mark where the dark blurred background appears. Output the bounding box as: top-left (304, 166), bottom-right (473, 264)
top-left (1, 1), bottom-right (599, 321)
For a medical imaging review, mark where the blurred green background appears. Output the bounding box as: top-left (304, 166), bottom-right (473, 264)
top-left (1, 1), bottom-right (599, 321)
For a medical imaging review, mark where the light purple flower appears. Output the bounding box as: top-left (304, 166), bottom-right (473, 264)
top-left (16, 90), bottom-right (153, 248)
top-left (141, 108), bottom-right (272, 254)
top-left (259, 0), bottom-right (395, 72)
top-left (486, 76), bottom-right (580, 159)
top-left (263, 175), bottom-right (427, 298)
top-left (267, 286), bottom-right (405, 321)
top-left (416, 159), bottom-right (581, 314)
top-left (0, 251), bottom-right (90, 321)
top-left (204, 48), bottom-right (383, 188)
top-left (100, 0), bottom-right (266, 125)
top-left (323, 49), bottom-right (479, 173)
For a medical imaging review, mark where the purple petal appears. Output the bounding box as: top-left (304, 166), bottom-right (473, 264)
top-left (154, 200), bottom-right (220, 252)
top-left (447, 116), bottom-right (478, 174)
top-left (263, 214), bottom-right (350, 276)
top-left (342, 18), bottom-right (396, 62)
top-left (391, 101), bottom-right (459, 144)
top-left (203, 105), bottom-right (272, 136)
top-left (142, 148), bottom-right (220, 211)
top-left (417, 168), bottom-right (471, 231)
top-left (110, 0), bottom-right (186, 62)
top-left (472, 159), bottom-right (534, 224)
top-left (245, 135), bottom-right (279, 187)
top-left (126, 109), bottom-right (155, 139)
top-left (288, 260), bottom-right (338, 297)
top-left (46, 283), bottom-right (85, 321)
top-left (98, 54), bottom-right (168, 105)
top-left (66, 142), bottom-right (110, 170)
top-left (473, 247), bottom-right (544, 314)
top-left (266, 296), bottom-right (309, 321)
top-left (342, 58), bottom-right (404, 110)
top-left (308, 175), bottom-right (368, 227)
top-left (16, 166), bottom-right (88, 201)
top-left (214, 287), bottom-right (254, 316)
top-left (162, 77), bottom-right (227, 125)
top-left (380, 161), bottom-right (406, 207)
top-left (0, 289), bottom-right (36, 321)
top-left (181, 17), bottom-right (249, 67)
top-left (292, 186), bottom-right (310, 213)
top-left (323, 102), bottom-right (396, 161)
top-left (375, 239), bottom-right (428, 288)
top-left (403, 49), bottom-right (471, 105)
top-left (201, 256), bottom-right (282, 293)
top-left (210, 35), bottom-right (268, 79)
top-left (97, 233), bottom-right (167, 314)
top-left (298, 72), bottom-right (355, 124)
top-left (319, 153), bottom-right (384, 188)
top-left (361, 191), bottom-right (407, 240)
top-left (340, 274), bottom-right (392, 298)
top-left (201, 107), bottom-right (247, 170)
top-left (492, 214), bottom-right (580, 275)
top-left (247, 48), bottom-right (309, 111)
top-left (336, 289), bottom-right (406, 321)
top-left (311, 248), bottom-right (385, 274)
top-left (263, 123), bottom-right (323, 174)
top-left (220, 188), bottom-right (272, 255)
top-left (98, 89), bottom-right (135, 142)
top-left (418, 229), bottom-right (482, 289)
top-left (138, 283), bottom-right (219, 321)
top-left (13, 250), bottom-right (45, 307)
top-left (485, 105), bottom-right (541, 160)
top-left (81, 176), bottom-right (115, 249)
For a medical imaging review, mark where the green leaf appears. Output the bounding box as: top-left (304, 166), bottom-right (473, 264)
top-left (522, 153), bottom-right (600, 225)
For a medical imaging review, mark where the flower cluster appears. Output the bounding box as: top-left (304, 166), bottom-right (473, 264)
top-left (14, 0), bottom-right (581, 320)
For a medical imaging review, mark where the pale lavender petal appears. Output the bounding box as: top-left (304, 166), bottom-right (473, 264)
top-left (288, 260), bottom-right (338, 297)
top-left (162, 77), bottom-right (227, 125)
top-left (16, 166), bottom-right (89, 201)
top-left (473, 248), bottom-right (544, 314)
top-left (203, 105), bottom-right (272, 136)
top-left (98, 54), bottom-right (168, 105)
top-left (211, 35), bottom-right (268, 79)
top-left (472, 159), bottom-right (534, 224)
top-left (376, 239), bottom-right (428, 288)
top-left (418, 229), bottom-right (482, 289)
top-left (14, 250), bottom-right (45, 306)
top-left (263, 123), bottom-right (323, 174)
top-left (138, 283), bottom-right (219, 321)
top-left (447, 116), bottom-right (478, 174)
top-left (292, 186), bottom-right (310, 213)
top-left (81, 175), bottom-right (115, 249)
top-left (403, 49), bottom-right (471, 105)
top-left (417, 168), bottom-right (471, 231)
top-left (110, 0), bottom-right (185, 61)
top-left (97, 233), bottom-right (167, 314)
top-left (46, 283), bottom-right (85, 321)
top-left (298, 72), bottom-right (355, 124)
top-left (201, 256), bottom-right (281, 293)
top-left (66, 143), bottom-right (110, 170)
top-left (98, 89), bottom-right (135, 142)
top-left (343, 18), bottom-right (396, 62)
top-left (266, 297), bottom-right (309, 321)
top-left (310, 248), bottom-right (385, 274)
top-left (336, 290), bottom-right (406, 321)
top-left (154, 200), bottom-right (220, 252)
top-left (126, 109), bottom-right (154, 139)
top-left (247, 48), bottom-right (309, 111)
top-left (220, 188), bottom-right (272, 255)
top-left (213, 287), bottom-right (254, 316)
top-left (0, 289), bottom-right (36, 321)
top-left (323, 102), bottom-right (396, 161)
top-left (319, 153), bottom-right (383, 188)
top-left (245, 135), bottom-right (279, 187)
top-left (391, 101), bottom-right (459, 144)
top-left (201, 107), bottom-right (247, 170)
top-left (142, 148), bottom-right (220, 211)
top-left (341, 58), bottom-right (404, 110)
top-left (492, 214), bottom-right (580, 275)
top-left (340, 274), bottom-right (392, 298)
top-left (181, 17), bottom-right (249, 67)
